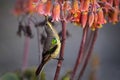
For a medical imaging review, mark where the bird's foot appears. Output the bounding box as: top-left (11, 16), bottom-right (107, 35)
top-left (60, 38), bottom-right (66, 43)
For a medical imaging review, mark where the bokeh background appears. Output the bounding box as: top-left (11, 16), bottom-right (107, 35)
top-left (0, 0), bottom-right (120, 80)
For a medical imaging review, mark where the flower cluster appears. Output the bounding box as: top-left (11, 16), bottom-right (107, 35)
top-left (13, 0), bottom-right (120, 30)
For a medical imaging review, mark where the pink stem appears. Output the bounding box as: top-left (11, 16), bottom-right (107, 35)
top-left (77, 29), bottom-right (98, 80)
top-left (36, 27), bottom-right (41, 63)
top-left (54, 21), bottom-right (66, 80)
top-left (22, 36), bottom-right (30, 71)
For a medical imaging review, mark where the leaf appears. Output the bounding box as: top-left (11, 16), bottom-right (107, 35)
top-left (61, 71), bottom-right (71, 80)
top-left (40, 71), bottom-right (46, 80)
top-left (0, 73), bottom-right (19, 80)
top-left (62, 76), bottom-right (70, 80)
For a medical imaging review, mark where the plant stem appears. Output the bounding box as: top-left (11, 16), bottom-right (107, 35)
top-left (54, 21), bottom-right (66, 80)
top-left (77, 29), bottom-right (98, 80)
top-left (22, 36), bottom-right (30, 71)
top-left (70, 26), bottom-right (88, 80)
top-left (36, 27), bottom-right (41, 63)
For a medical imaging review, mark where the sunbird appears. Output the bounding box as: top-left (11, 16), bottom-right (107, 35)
top-left (35, 21), bottom-right (61, 76)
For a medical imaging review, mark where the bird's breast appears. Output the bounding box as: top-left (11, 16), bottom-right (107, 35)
top-left (51, 42), bottom-right (61, 58)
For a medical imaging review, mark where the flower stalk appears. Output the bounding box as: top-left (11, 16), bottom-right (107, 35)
top-left (78, 29), bottom-right (98, 80)
top-left (70, 26), bottom-right (88, 80)
top-left (22, 36), bottom-right (30, 71)
top-left (54, 20), bottom-right (66, 80)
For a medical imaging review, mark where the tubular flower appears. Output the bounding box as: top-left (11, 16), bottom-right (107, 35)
top-left (81, 0), bottom-right (90, 11)
top-left (32, 0), bottom-right (39, 3)
top-left (108, 8), bottom-right (119, 24)
top-left (88, 12), bottom-right (94, 27)
top-left (36, 1), bottom-right (45, 15)
top-left (41, 0), bottom-right (47, 3)
top-left (108, 0), bottom-right (113, 6)
top-left (27, 0), bottom-right (37, 13)
top-left (13, 0), bottom-right (120, 30)
top-left (71, 11), bottom-right (81, 25)
top-left (113, 0), bottom-right (120, 8)
top-left (91, 12), bottom-right (98, 31)
top-left (80, 11), bottom-right (88, 28)
top-left (97, 8), bottom-right (106, 25)
top-left (52, 2), bottom-right (60, 22)
top-left (13, 0), bottom-right (24, 16)
top-left (112, 8), bottom-right (119, 24)
top-left (44, 0), bottom-right (52, 16)
top-left (70, 0), bottom-right (80, 14)
top-left (100, 0), bottom-right (107, 2)
top-left (69, 0), bottom-right (80, 24)
top-left (62, 1), bottom-right (71, 22)
top-left (63, 1), bottom-right (71, 11)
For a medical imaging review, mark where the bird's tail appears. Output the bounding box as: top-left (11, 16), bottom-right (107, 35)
top-left (35, 61), bottom-right (46, 76)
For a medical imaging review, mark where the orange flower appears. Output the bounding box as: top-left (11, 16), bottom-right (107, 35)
top-left (32, 0), bottom-right (39, 3)
top-left (108, 8), bottom-right (119, 24)
top-left (69, 0), bottom-right (81, 24)
top-left (71, 11), bottom-right (81, 25)
top-left (71, 0), bottom-right (79, 14)
top-left (100, 0), bottom-right (107, 2)
top-left (88, 12), bottom-right (94, 27)
top-left (63, 1), bottom-right (71, 11)
top-left (80, 11), bottom-right (88, 28)
top-left (108, 0), bottom-right (113, 6)
top-left (27, 0), bottom-right (36, 13)
top-left (97, 8), bottom-right (106, 25)
top-left (81, 0), bottom-right (90, 11)
top-left (112, 8), bottom-right (119, 24)
top-left (44, 0), bottom-right (52, 16)
top-left (62, 1), bottom-right (71, 21)
top-left (36, 1), bottom-right (45, 15)
top-left (52, 2), bottom-right (60, 22)
top-left (94, 13), bottom-right (98, 24)
top-left (113, 0), bottom-right (119, 8)
top-left (91, 12), bottom-right (98, 31)
top-left (13, 0), bottom-right (24, 16)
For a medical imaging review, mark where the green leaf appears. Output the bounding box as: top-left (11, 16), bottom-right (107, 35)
top-left (61, 70), bottom-right (71, 80)
top-left (40, 71), bottom-right (46, 80)
top-left (62, 76), bottom-right (70, 80)
top-left (0, 73), bottom-right (19, 80)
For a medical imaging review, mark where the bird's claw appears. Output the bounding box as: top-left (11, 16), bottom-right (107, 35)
top-left (60, 39), bottom-right (66, 43)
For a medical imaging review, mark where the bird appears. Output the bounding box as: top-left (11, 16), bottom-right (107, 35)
top-left (35, 21), bottom-right (61, 76)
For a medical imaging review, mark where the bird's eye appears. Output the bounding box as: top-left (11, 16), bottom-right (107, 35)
top-left (51, 38), bottom-right (57, 45)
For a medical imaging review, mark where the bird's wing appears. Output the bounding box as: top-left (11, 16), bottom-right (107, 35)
top-left (42, 45), bottom-right (58, 57)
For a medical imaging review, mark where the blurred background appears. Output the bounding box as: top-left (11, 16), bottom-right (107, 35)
top-left (0, 0), bottom-right (120, 80)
